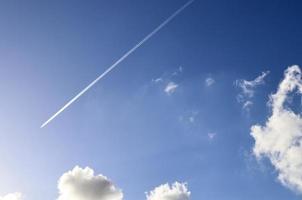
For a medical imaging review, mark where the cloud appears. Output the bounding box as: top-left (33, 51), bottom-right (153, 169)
top-left (57, 166), bottom-right (123, 200)
top-left (152, 67), bottom-right (183, 95)
top-left (205, 77), bottom-right (215, 86)
top-left (2, 167), bottom-right (191, 200)
top-left (251, 65), bottom-right (302, 193)
top-left (242, 101), bottom-right (253, 111)
top-left (236, 70), bottom-right (269, 111)
top-left (0, 193), bottom-right (23, 200)
top-left (236, 71), bottom-right (270, 98)
top-left (152, 78), bottom-right (163, 83)
top-left (208, 132), bottom-right (216, 140)
top-left (172, 66), bottom-right (183, 76)
top-left (165, 82), bottom-right (179, 95)
top-left (178, 110), bottom-right (199, 126)
top-left (146, 182), bottom-right (190, 200)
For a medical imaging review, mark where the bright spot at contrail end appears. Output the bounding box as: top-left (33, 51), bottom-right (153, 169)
top-left (41, 0), bottom-right (194, 128)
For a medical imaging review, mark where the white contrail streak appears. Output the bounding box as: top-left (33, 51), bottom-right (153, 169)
top-left (41, 0), bottom-right (194, 128)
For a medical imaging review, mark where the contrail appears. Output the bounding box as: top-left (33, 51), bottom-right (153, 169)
top-left (41, 0), bottom-right (194, 128)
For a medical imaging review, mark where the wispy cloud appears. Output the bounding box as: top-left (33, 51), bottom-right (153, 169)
top-left (172, 66), bottom-right (183, 76)
top-left (165, 82), bottom-right (179, 95)
top-left (235, 70), bottom-right (269, 111)
top-left (251, 65), bottom-right (302, 193)
top-left (152, 66), bottom-right (183, 95)
top-left (151, 78), bottom-right (163, 84)
top-left (205, 77), bottom-right (215, 87)
top-left (179, 110), bottom-right (199, 124)
top-left (207, 132), bottom-right (216, 140)
top-left (242, 100), bottom-right (253, 111)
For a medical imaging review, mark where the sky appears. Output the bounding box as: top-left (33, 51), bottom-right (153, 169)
top-left (1, 0), bottom-right (302, 200)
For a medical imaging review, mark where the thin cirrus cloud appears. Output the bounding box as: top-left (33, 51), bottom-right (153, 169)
top-left (251, 65), bottom-right (302, 193)
top-left (1, 166), bottom-right (191, 200)
top-left (235, 70), bottom-right (269, 111)
top-left (0, 193), bottom-right (23, 200)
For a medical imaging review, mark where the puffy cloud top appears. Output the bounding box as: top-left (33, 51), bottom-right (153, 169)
top-left (57, 166), bottom-right (123, 200)
top-left (146, 182), bottom-right (190, 200)
top-left (251, 65), bottom-right (302, 192)
top-left (0, 193), bottom-right (23, 200)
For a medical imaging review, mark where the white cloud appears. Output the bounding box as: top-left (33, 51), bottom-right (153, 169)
top-left (1, 168), bottom-right (192, 200)
top-left (179, 110), bottom-right (199, 126)
top-left (152, 67), bottom-right (183, 95)
top-left (0, 193), bottom-right (23, 200)
top-left (152, 78), bottom-right (163, 84)
top-left (205, 77), bottom-right (215, 86)
top-left (146, 182), bottom-right (190, 200)
top-left (188, 116), bottom-right (195, 123)
top-left (57, 166), bottom-right (123, 200)
top-left (208, 132), bottom-right (216, 140)
top-left (236, 70), bottom-right (269, 110)
top-left (165, 82), bottom-right (179, 95)
top-left (236, 71), bottom-right (269, 98)
top-left (172, 66), bottom-right (183, 76)
top-left (251, 65), bottom-right (302, 193)
top-left (242, 101), bottom-right (253, 111)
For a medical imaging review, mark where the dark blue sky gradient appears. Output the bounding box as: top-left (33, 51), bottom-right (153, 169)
top-left (0, 0), bottom-right (302, 199)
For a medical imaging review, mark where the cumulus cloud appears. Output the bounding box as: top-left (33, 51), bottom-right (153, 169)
top-left (251, 65), bottom-right (302, 193)
top-left (236, 71), bottom-right (269, 111)
top-left (205, 77), bottom-right (215, 86)
top-left (165, 82), bottom-right (179, 95)
top-left (146, 182), bottom-right (190, 200)
top-left (0, 193), bottom-right (23, 200)
top-left (57, 166), bottom-right (123, 200)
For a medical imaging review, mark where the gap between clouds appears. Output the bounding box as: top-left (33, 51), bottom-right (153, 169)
top-left (1, 166), bottom-right (190, 200)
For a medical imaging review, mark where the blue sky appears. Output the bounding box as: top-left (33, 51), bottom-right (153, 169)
top-left (1, 0), bottom-right (302, 200)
